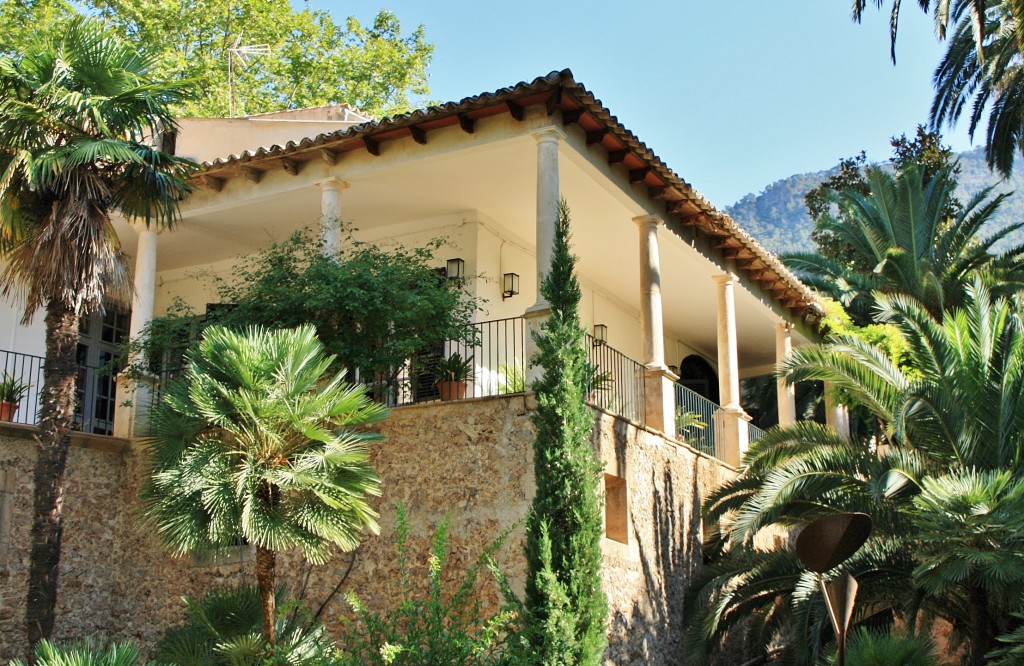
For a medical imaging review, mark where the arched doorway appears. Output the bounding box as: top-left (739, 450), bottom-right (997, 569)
top-left (677, 354), bottom-right (719, 405)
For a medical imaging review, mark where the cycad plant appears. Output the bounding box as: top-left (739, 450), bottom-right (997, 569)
top-left (0, 18), bottom-right (195, 648)
top-left (783, 164), bottom-right (1024, 322)
top-left (686, 280), bottom-right (1024, 665)
top-left (142, 324), bottom-right (387, 647)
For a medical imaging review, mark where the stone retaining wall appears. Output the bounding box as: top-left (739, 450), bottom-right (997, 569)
top-left (0, 397), bottom-right (731, 664)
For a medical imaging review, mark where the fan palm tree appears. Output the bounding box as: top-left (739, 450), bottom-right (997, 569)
top-left (687, 281), bottom-right (1024, 665)
top-left (783, 164), bottom-right (1024, 322)
top-left (0, 18), bottom-right (195, 650)
top-left (142, 324), bottom-right (387, 647)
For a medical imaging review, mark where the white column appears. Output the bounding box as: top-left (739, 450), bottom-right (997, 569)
top-left (825, 381), bottom-right (851, 438)
top-left (115, 222), bottom-right (160, 439)
top-left (634, 214), bottom-right (677, 434)
top-left (524, 127), bottom-right (563, 387)
top-left (528, 127), bottom-right (564, 313)
top-left (317, 178), bottom-right (348, 257)
top-left (774, 322), bottom-right (797, 427)
top-left (713, 273), bottom-right (750, 466)
top-left (128, 223), bottom-right (158, 349)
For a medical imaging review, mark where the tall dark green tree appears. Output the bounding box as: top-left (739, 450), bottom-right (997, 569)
top-left (523, 201), bottom-right (607, 665)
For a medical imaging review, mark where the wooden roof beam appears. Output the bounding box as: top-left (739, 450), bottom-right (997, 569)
top-left (507, 100), bottom-right (525, 121)
top-left (546, 86), bottom-right (563, 115)
top-left (458, 113), bottom-right (475, 133)
top-left (281, 158), bottom-right (300, 176)
top-left (200, 175), bottom-right (223, 192)
top-left (409, 125), bottom-right (428, 145)
top-left (562, 108), bottom-right (584, 126)
top-left (586, 129), bottom-right (608, 145)
top-left (607, 150), bottom-right (627, 165)
top-left (241, 167), bottom-right (262, 183)
top-left (319, 148), bottom-right (337, 166)
top-left (364, 136), bottom-right (381, 156)
top-left (628, 167), bottom-right (650, 184)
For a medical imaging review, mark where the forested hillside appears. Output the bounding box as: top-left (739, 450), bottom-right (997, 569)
top-left (725, 146), bottom-right (1024, 254)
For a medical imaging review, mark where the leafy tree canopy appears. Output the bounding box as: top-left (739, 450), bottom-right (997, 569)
top-left (1, 0), bottom-right (433, 118)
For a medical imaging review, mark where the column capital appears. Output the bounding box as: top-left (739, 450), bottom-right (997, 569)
top-left (316, 177), bottom-right (349, 192)
top-left (632, 214), bottom-right (662, 229)
top-left (531, 126), bottom-right (566, 143)
top-left (712, 272), bottom-right (739, 286)
top-left (773, 321), bottom-right (794, 334)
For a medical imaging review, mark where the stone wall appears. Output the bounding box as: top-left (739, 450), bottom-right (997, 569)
top-left (0, 396), bottom-right (731, 663)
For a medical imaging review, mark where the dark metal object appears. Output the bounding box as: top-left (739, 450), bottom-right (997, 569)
top-left (795, 513), bottom-right (873, 666)
top-left (795, 512), bottom-right (872, 573)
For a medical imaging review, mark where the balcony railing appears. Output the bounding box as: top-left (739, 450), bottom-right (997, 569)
top-left (674, 383), bottom-right (718, 457)
top-left (586, 335), bottom-right (646, 424)
top-left (387, 317), bottom-right (527, 406)
top-left (0, 349), bottom-right (117, 435)
top-left (748, 422), bottom-right (767, 444)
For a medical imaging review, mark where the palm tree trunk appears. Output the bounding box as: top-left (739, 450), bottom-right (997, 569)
top-left (255, 544), bottom-right (277, 646)
top-left (968, 582), bottom-right (990, 666)
top-left (25, 300), bottom-right (80, 656)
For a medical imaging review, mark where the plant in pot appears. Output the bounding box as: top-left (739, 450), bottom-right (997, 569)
top-left (433, 352), bottom-right (474, 401)
top-left (0, 372), bottom-right (30, 422)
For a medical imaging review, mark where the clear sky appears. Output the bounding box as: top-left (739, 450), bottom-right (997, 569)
top-left (321, 1), bottom-right (975, 207)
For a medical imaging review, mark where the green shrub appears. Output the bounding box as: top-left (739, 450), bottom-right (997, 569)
top-left (832, 628), bottom-right (938, 666)
top-left (153, 585), bottom-right (333, 666)
top-left (336, 504), bottom-right (522, 665)
top-left (12, 639), bottom-right (150, 666)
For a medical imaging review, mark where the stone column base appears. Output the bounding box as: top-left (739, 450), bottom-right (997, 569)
top-left (643, 365), bottom-right (679, 435)
top-left (113, 373), bottom-right (160, 440)
top-left (716, 404), bottom-right (751, 467)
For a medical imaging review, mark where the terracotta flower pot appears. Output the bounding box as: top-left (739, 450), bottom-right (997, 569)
top-left (0, 401), bottom-right (19, 422)
top-left (437, 380), bottom-right (468, 401)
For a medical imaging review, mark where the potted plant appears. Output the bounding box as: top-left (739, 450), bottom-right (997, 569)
top-left (0, 372), bottom-right (30, 422)
top-left (433, 352), bottom-right (474, 401)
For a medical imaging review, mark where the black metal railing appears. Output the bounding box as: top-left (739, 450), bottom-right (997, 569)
top-left (748, 422), bottom-right (767, 444)
top-left (674, 383), bottom-right (719, 457)
top-left (586, 335), bottom-right (646, 424)
top-left (0, 349), bottom-right (117, 435)
top-left (387, 317), bottom-right (527, 406)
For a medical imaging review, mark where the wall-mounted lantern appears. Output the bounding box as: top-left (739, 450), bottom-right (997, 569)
top-left (593, 324), bottom-right (608, 346)
top-left (502, 273), bottom-right (520, 299)
top-left (446, 258), bottom-right (465, 280)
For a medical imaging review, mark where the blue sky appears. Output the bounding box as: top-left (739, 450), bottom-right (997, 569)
top-left (323, 1), bottom-right (974, 206)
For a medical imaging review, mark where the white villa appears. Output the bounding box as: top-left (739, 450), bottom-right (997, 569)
top-left (0, 70), bottom-right (838, 662)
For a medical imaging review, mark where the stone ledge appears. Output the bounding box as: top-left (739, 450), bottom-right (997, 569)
top-left (0, 421), bottom-right (130, 455)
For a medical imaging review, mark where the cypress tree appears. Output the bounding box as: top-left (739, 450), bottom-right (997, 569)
top-left (523, 200), bottom-right (608, 664)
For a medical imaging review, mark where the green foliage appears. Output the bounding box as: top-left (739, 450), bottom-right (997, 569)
top-left (522, 200), bottom-right (607, 665)
top-left (0, 0), bottom-right (433, 118)
top-left (337, 504), bottom-right (522, 666)
top-left (933, 1), bottom-right (1024, 176)
top-left (838, 628), bottom-right (939, 666)
top-left (724, 145), bottom-right (1024, 259)
top-left (784, 162), bottom-right (1024, 322)
top-left (154, 585), bottom-right (333, 666)
top-left (686, 281), bottom-right (1024, 664)
top-left (96, 1), bottom-right (432, 118)
top-left (497, 363), bottom-right (526, 394)
top-left (802, 128), bottom-right (962, 268)
top-left (132, 228), bottom-right (478, 399)
top-left (433, 352), bottom-right (475, 384)
top-left (11, 639), bottom-right (151, 666)
top-left (0, 16), bottom-right (196, 318)
top-left (0, 371), bottom-right (30, 403)
top-left (142, 324), bottom-right (386, 643)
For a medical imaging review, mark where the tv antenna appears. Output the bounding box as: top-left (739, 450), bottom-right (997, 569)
top-left (227, 33), bottom-right (270, 116)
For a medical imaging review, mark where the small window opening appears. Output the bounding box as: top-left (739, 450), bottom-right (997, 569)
top-left (604, 473), bottom-right (627, 544)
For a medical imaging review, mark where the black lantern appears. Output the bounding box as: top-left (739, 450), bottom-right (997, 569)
top-left (446, 258), bottom-right (465, 280)
top-left (502, 273), bottom-right (520, 299)
top-left (592, 324), bottom-right (608, 346)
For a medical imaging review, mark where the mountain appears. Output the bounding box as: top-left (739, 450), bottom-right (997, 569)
top-left (724, 146), bottom-right (1024, 255)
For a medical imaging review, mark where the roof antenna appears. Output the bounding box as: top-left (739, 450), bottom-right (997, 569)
top-left (227, 33), bottom-right (271, 117)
